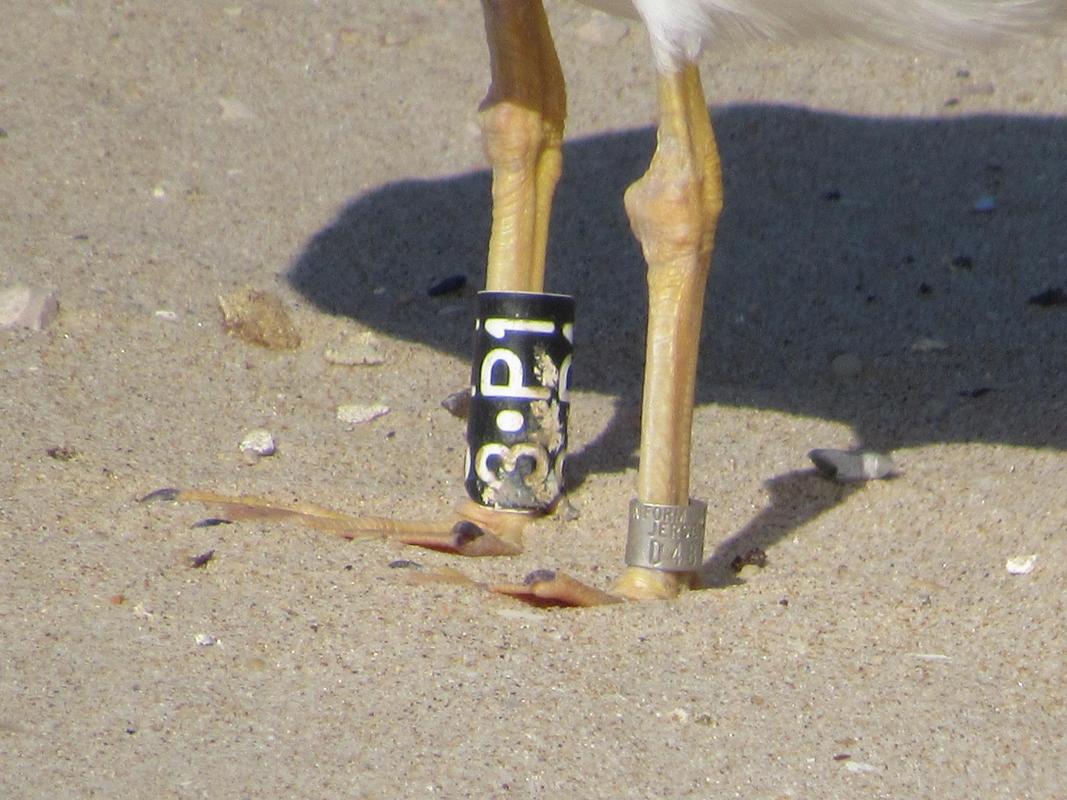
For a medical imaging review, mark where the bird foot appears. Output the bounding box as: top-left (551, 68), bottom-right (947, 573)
top-left (141, 489), bottom-right (688, 608)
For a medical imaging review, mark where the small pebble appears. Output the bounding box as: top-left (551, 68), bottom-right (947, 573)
top-left (337, 403), bottom-right (390, 425)
top-left (440, 388), bottom-right (471, 419)
top-left (188, 549), bottom-right (215, 568)
top-left (830, 352), bottom-right (863, 379)
top-left (191, 518), bottom-right (232, 529)
top-left (154, 309), bottom-right (179, 322)
top-left (194, 633), bottom-right (217, 646)
top-left (1027, 287), bottom-right (1067, 307)
top-left (1006, 554), bottom-right (1037, 575)
top-left (973, 195), bottom-right (997, 213)
top-left (809, 448), bottom-right (897, 482)
top-left (239, 428), bottom-right (276, 457)
top-left (325, 331), bottom-right (385, 366)
top-left (0, 286), bottom-right (59, 331)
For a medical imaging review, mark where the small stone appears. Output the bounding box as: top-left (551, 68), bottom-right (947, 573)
top-left (440, 388), bottom-right (471, 419)
top-left (973, 195), bottom-right (996, 213)
top-left (337, 403), bottom-right (390, 425)
top-left (239, 428), bottom-right (276, 457)
top-left (830, 352), bottom-right (863, 378)
top-left (575, 12), bottom-right (630, 46)
top-left (427, 274), bottom-right (467, 297)
top-left (0, 286), bottom-right (59, 331)
top-left (194, 633), bottom-right (217, 646)
top-left (219, 287), bottom-right (301, 350)
top-left (154, 309), bottom-right (179, 322)
top-left (911, 337), bottom-right (949, 353)
top-left (1027, 287), bottom-right (1067, 307)
top-left (809, 449), bottom-right (897, 482)
top-left (1006, 554), bottom-right (1037, 575)
top-left (325, 331), bottom-right (385, 366)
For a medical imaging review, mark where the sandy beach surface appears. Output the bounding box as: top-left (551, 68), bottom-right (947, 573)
top-left (2, 2), bottom-right (1065, 797)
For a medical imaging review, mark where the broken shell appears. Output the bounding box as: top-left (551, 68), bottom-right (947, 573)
top-left (1006, 554), bottom-right (1037, 575)
top-left (336, 403), bottom-right (390, 425)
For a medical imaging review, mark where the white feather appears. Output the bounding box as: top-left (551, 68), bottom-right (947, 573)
top-left (578, 0), bottom-right (1067, 69)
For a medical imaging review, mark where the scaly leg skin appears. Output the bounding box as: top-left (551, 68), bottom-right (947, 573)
top-left (479, 0), bottom-right (565, 293)
top-left (612, 62), bottom-right (723, 601)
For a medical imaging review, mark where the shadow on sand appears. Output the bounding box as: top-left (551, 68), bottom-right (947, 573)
top-left (289, 104), bottom-right (1066, 574)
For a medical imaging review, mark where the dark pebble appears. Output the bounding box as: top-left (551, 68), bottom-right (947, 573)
top-left (427, 274), bottom-right (467, 297)
top-left (191, 518), bottom-right (232, 528)
top-left (188, 549), bottom-right (215, 568)
top-left (1027, 287), bottom-right (1067, 307)
top-left (138, 487), bottom-right (181, 503)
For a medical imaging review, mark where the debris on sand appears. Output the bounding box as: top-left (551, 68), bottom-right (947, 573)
top-left (0, 285), bottom-right (59, 331)
top-left (1006, 554), bottom-right (1037, 575)
top-left (239, 428), bottom-right (276, 458)
top-left (337, 403), bottom-right (390, 425)
top-left (809, 448), bottom-right (897, 482)
top-left (218, 287), bottom-right (301, 350)
top-left (440, 388), bottom-right (470, 419)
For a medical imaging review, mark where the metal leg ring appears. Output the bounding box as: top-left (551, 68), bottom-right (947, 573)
top-left (624, 498), bottom-right (706, 572)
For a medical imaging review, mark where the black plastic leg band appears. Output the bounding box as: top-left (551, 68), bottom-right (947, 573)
top-left (464, 291), bottom-right (574, 512)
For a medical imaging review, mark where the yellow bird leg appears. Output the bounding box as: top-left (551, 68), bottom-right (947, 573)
top-left (613, 62), bottom-right (723, 600)
top-left (479, 0), bottom-right (566, 292)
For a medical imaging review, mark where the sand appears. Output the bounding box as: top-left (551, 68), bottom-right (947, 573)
top-left (2, 2), bottom-right (1065, 797)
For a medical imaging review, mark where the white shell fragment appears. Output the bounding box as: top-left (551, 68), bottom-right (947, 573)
top-left (337, 403), bottom-right (390, 425)
top-left (324, 331), bottom-right (385, 366)
top-left (0, 286), bottom-right (59, 331)
top-left (239, 428), bottom-right (276, 457)
top-left (844, 761), bottom-right (879, 774)
top-left (1006, 554), bottom-right (1037, 575)
top-left (194, 633), bottom-right (217, 646)
top-left (809, 448), bottom-right (897, 482)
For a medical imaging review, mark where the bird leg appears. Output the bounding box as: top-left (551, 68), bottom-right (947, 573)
top-left (613, 62), bottom-right (723, 600)
top-left (479, 0), bottom-right (565, 293)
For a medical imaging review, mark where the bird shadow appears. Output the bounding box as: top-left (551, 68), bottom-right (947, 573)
top-left (288, 104), bottom-right (1066, 565)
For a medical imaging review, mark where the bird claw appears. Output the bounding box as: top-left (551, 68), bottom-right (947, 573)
top-left (490, 570), bottom-right (623, 608)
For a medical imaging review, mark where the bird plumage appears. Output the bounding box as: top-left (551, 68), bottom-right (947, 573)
top-left (579, 0), bottom-right (1067, 69)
